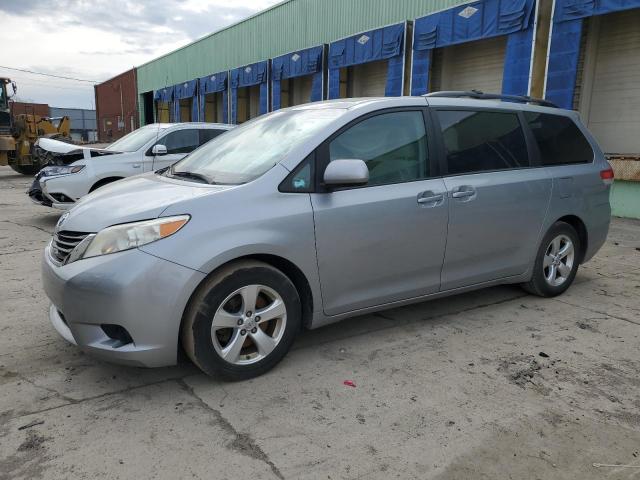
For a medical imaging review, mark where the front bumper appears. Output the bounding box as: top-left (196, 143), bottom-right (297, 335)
top-left (28, 174), bottom-right (74, 210)
top-left (42, 244), bottom-right (206, 367)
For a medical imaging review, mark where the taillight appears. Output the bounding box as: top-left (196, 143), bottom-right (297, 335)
top-left (600, 165), bottom-right (614, 185)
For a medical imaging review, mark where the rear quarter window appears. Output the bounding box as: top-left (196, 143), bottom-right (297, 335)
top-left (523, 112), bottom-right (593, 165)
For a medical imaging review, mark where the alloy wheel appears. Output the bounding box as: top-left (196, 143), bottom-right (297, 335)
top-left (543, 234), bottom-right (575, 287)
top-left (210, 284), bottom-right (287, 365)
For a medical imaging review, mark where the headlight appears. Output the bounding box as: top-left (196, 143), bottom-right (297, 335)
top-left (41, 165), bottom-right (85, 176)
top-left (78, 215), bottom-right (190, 260)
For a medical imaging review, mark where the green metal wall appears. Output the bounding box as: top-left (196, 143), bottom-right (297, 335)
top-left (137, 0), bottom-right (466, 123)
top-left (611, 181), bottom-right (640, 220)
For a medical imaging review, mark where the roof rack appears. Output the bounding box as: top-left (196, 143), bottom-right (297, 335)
top-left (423, 90), bottom-right (558, 108)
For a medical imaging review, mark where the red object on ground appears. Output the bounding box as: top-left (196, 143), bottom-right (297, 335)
top-left (343, 380), bottom-right (356, 388)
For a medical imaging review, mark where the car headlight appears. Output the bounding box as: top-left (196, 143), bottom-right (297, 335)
top-left (76, 215), bottom-right (190, 261)
top-left (41, 165), bottom-right (85, 176)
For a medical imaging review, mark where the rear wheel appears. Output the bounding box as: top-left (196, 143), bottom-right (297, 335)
top-left (522, 221), bottom-right (580, 297)
top-left (181, 260), bottom-right (301, 380)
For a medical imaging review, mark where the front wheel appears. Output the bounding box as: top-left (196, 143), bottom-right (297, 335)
top-left (522, 221), bottom-right (580, 297)
top-left (181, 260), bottom-right (301, 380)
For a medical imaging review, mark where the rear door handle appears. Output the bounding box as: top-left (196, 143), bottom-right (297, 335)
top-left (132, 163), bottom-right (141, 169)
top-left (452, 190), bottom-right (474, 198)
top-left (451, 186), bottom-right (476, 199)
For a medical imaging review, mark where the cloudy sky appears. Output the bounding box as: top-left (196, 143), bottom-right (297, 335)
top-left (0, 0), bottom-right (280, 109)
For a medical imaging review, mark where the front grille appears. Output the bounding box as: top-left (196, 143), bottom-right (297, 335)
top-left (51, 230), bottom-right (90, 264)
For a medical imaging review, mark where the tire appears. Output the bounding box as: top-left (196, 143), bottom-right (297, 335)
top-left (522, 221), bottom-right (581, 297)
top-left (181, 260), bottom-right (301, 380)
top-left (10, 164), bottom-right (39, 176)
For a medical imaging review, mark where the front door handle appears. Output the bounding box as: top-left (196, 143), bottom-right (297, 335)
top-left (132, 163), bottom-right (141, 169)
top-left (417, 191), bottom-right (444, 206)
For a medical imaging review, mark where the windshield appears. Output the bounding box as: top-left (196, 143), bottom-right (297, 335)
top-left (171, 109), bottom-right (343, 185)
top-left (106, 125), bottom-right (167, 152)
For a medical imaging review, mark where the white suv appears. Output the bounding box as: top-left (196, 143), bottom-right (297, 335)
top-left (29, 122), bottom-right (233, 210)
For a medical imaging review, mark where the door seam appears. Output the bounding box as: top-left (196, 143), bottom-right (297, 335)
top-left (308, 194), bottom-right (327, 315)
top-left (437, 178), bottom-right (450, 293)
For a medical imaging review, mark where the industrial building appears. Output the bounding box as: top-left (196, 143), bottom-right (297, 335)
top-left (94, 0), bottom-right (640, 218)
top-left (49, 107), bottom-right (97, 142)
top-left (9, 101), bottom-right (49, 117)
top-left (94, 68), bottom-right (138, 142)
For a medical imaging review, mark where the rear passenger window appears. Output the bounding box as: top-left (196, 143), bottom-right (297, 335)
top-left (329, 111), bottom-right (428, 186)
top-left (199, 129), bottom-right (225, 146)
top-left (437, 110), bottom-right (529, 175)
top-left (524, 112), bottom-right (593, 165)
top-left (162, 129), bottom-right (200, 154)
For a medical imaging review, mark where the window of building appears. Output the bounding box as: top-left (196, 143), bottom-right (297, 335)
top-left (437, 110), bottom-right (530, 175)
top-left (524, 112), bottom-right (593, 165)
top-left (329, 111), bottom-right (428, 186)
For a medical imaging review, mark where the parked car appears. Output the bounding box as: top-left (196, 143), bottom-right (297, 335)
top-left (28, 123), bottom-right (233, 209)
top-left (41, 94), bottom-right (613, 380)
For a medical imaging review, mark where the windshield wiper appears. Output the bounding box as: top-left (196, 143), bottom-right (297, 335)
top-left (169, 170), bottom-right (212, 184)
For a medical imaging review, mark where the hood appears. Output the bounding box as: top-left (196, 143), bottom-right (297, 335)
top-left (59, 173), bottom-right (232, 233)
top-left (36, 137), bottom-right (79, 154)
top-left (35, 138), bottom-right (120, 166)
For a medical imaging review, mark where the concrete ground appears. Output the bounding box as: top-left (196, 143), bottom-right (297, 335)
top-left (1, 165), bottom-right (639, 480)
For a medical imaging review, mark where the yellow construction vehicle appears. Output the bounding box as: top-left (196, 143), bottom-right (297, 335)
top-left (0, 77), bottom-right (72, 175)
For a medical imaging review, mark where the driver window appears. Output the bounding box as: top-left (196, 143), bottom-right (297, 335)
top-left (329, 111), bottom-right (428, 186)
top-left (161, 129), bottom-right (200, 154)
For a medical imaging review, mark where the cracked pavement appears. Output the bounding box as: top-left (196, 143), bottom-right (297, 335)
top-left (1, 166), bottom-right (639, 479)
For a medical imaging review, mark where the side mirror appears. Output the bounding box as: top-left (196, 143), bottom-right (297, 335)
top-left (152, 144), bottom-right (167, 156)
top-left (323, 159), bottom-right (369, 187)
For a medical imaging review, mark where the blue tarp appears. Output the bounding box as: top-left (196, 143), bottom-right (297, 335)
top-left (230, 60), bottom-right (269, 124)
top-left (328, 22), bottom-right (405, 99)
top-left (554, 0), bottom-right (640, 21)
top-left (271, 45), bottom-right (324, 110)
top-left (545, 19), bottom-right (583, 109)
top-left (198, 71), bottom-right (228, 123)
top-left (154, 86), bottom-right (174, 103)
top-left (172, 79), bottom-right (198, 122)
top-left (411, 0), bottom-right (535, 96)
top-left (546, 0), bottom-right (640, 108)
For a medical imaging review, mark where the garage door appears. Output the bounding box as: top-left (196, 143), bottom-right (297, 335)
top-left (249, 85), bottom-right (260, 120)
top-left (204, 93), bottom-right (224, 123)
top-left (179, 99), bottom-right (192, 122)
top-left (579, 10), bottom-right (640, 155)
top-left (157, 102), bottom-right (170, 123)
top-left (433, 36), bottom-right (506, 93)
top-left (350, 59), bottom-right (388, 97)
top-left (291, 75), bottom-right (313, 106)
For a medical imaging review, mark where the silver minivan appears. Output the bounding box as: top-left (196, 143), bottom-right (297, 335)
top-left (41, 93), bottom-right (613, 380)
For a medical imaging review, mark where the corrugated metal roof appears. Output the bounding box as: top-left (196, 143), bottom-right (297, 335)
top-left (137, 0), bottom-right (467, 94)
